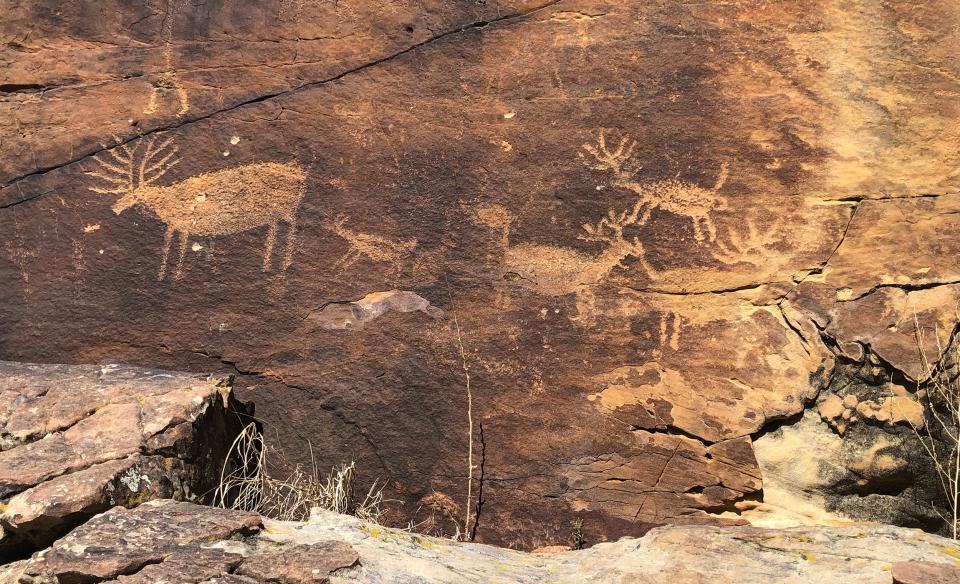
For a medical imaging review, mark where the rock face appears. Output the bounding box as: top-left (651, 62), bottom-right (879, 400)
top-left (5, 499), bottom-right (960, 584)
top-left (0, 361), bottom-right (251, 559)
top-left (2, 0), bottom-right (960, 545)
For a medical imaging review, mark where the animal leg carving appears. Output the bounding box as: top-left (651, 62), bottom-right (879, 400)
top-left (332, 249), bottom-right (360, 272)
top-left (281, 218), bottom-right (298, 271)
top-left (656, 312), bottom-right (682, 356)
top-left (263, 223), bottom-right (278, 272)
top-left (158, 226), bottom-right (175, 280)
top-left (702, 216), bottom-right (718, 243)
top-left (173, 231), bottom-right (189, 280)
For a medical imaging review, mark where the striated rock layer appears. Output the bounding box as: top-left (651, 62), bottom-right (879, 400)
top-left (4, 499), bottom-right (960, 584)
top-left (0, 361), bottom-right (252, 559)
top-left (3, 0), bottom-right (960, 544)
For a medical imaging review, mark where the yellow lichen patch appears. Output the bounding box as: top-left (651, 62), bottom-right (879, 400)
top-left (940, 546), bottom-right (960, 561)
top-left (83, 223), bottom-right (101, 233)
top-left (802, 552), bottom-right (816, 561)
top-left (360, 524), bottom-right (384, 540)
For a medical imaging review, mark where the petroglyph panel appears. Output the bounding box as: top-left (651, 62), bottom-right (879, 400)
top-left (4, 0), bottom-right (960, 548)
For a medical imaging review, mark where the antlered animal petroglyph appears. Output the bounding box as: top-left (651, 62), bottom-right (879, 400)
top-left (470, 201), bottom-right (656, 298)
top-left (325, 214), bottom-right (417, 276)
top-left (581, 131), bottom-right (729, 242)
top-left (86, 136), bottom-right (306, 280)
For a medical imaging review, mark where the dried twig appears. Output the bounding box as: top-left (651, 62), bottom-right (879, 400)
top-left (911, 314), bottom-right (960, 539)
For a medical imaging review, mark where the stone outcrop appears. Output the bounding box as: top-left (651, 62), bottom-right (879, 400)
top-left (5, 499), bottom-right (960, 584)
top-left (0, 361), bottom-right (251, 559)
top-left (3, 0), bottom-right (960, 545)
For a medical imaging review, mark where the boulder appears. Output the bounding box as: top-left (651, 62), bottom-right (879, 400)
top-left (892, 561), bottom-right (960, 584)
top-left (8, 500), bottom-right (960, 584)
top-left (0, 361), bottom-right (252, 559)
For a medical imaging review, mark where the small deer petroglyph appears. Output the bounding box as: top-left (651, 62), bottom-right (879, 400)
top-left (86, 135), bottom-right (306, 280)
top-left (580, 130), bottom-right (729, 242)
top-left (324, 214), bottom-right (417, 276)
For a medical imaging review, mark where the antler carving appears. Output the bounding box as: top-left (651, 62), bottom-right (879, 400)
top-left (579, 129), bottom-right (640, 178)
top-left (85, 134), bottom-right (180, 194)
top-left (139, 136), bottom-right (179, 186)
top-left (712, 215), bottom-right (782, 265)
top-left (579, 201), bottom-right (646, 245)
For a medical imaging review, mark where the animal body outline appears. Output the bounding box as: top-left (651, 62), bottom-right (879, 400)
top-left (324, 214), bottom-right (417, 276)
top-left (580, 130), bottom-right (729, 243)
top-left (470, 201), bottom-right (656, 298)
top-left (86, 135), bottom-right (307, 280)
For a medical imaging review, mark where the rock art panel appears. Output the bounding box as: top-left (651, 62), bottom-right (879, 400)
top-left (3, 0), bottom-right (960, 547)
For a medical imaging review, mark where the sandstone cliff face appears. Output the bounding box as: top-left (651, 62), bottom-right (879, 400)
top-left (2, 0), bottom-right (959, 545)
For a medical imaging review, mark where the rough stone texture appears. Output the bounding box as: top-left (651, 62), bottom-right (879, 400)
top-left (0, 361), bottom-right (251, 558)
top-left (3, 0), bottom-right (960, 546)
top-left (892, 561), bottom-right (960, 584)
top-left (6, 500), bottom-right (960, 584)
top-left (748, 356), bottom-right (949, 533)
top-left (236, 542), bottom-right (360, 584)
top-left (15, 501), bottom-right (262, 583)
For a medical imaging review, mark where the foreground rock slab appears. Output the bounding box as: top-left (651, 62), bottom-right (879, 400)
top-left (6, 500), bottom-right (960, 584)
top-left (0, 361), bottom-right (251, 558)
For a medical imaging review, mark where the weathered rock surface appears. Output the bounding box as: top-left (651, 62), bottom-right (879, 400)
top-left (0, 361), bottom-right (251, 559)
top-left (3, 0), bottom-right (960, 544)
top-left (5, 500), bottom-right (960, 584)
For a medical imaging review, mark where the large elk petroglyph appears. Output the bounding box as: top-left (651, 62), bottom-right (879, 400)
top-left (580, 130), bottom-right (729, 243)
top-left (86, 136), bottom-right (306, 280)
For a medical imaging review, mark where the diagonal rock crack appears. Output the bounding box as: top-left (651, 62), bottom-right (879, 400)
top-left (0, 0), bottom-right (565, 200)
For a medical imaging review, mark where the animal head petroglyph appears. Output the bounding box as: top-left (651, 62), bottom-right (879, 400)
top-left (87, 135), bottom-right (181, 214)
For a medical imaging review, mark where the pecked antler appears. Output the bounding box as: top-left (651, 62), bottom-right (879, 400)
top-left (138, 135), bottom-right (179, 186)
top-left (85, 134), bottom-right (180, 195)
top-left (579, 130), bottom-right (639, 177)
top-left (712, 214), bottom-right (781, 265)
top-left (86, 136), bottom-right (135, 194)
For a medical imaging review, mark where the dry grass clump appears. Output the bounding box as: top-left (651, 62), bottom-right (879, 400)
top-left (913, 318), bottom-right (960, 539)
top-left (213, 423), bottom-right (384, 523)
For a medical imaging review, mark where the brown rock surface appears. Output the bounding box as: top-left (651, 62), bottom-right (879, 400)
top-left (3, 0), bottom-right (960, 545)
top-left (17, 501), bottom-right (262, 583)
top-left (236, 542), bottom-right (359, 583)
top-left (892, 561), bottom-right (960, 584)
top-left (0, 361), bottom-right (251, 558)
